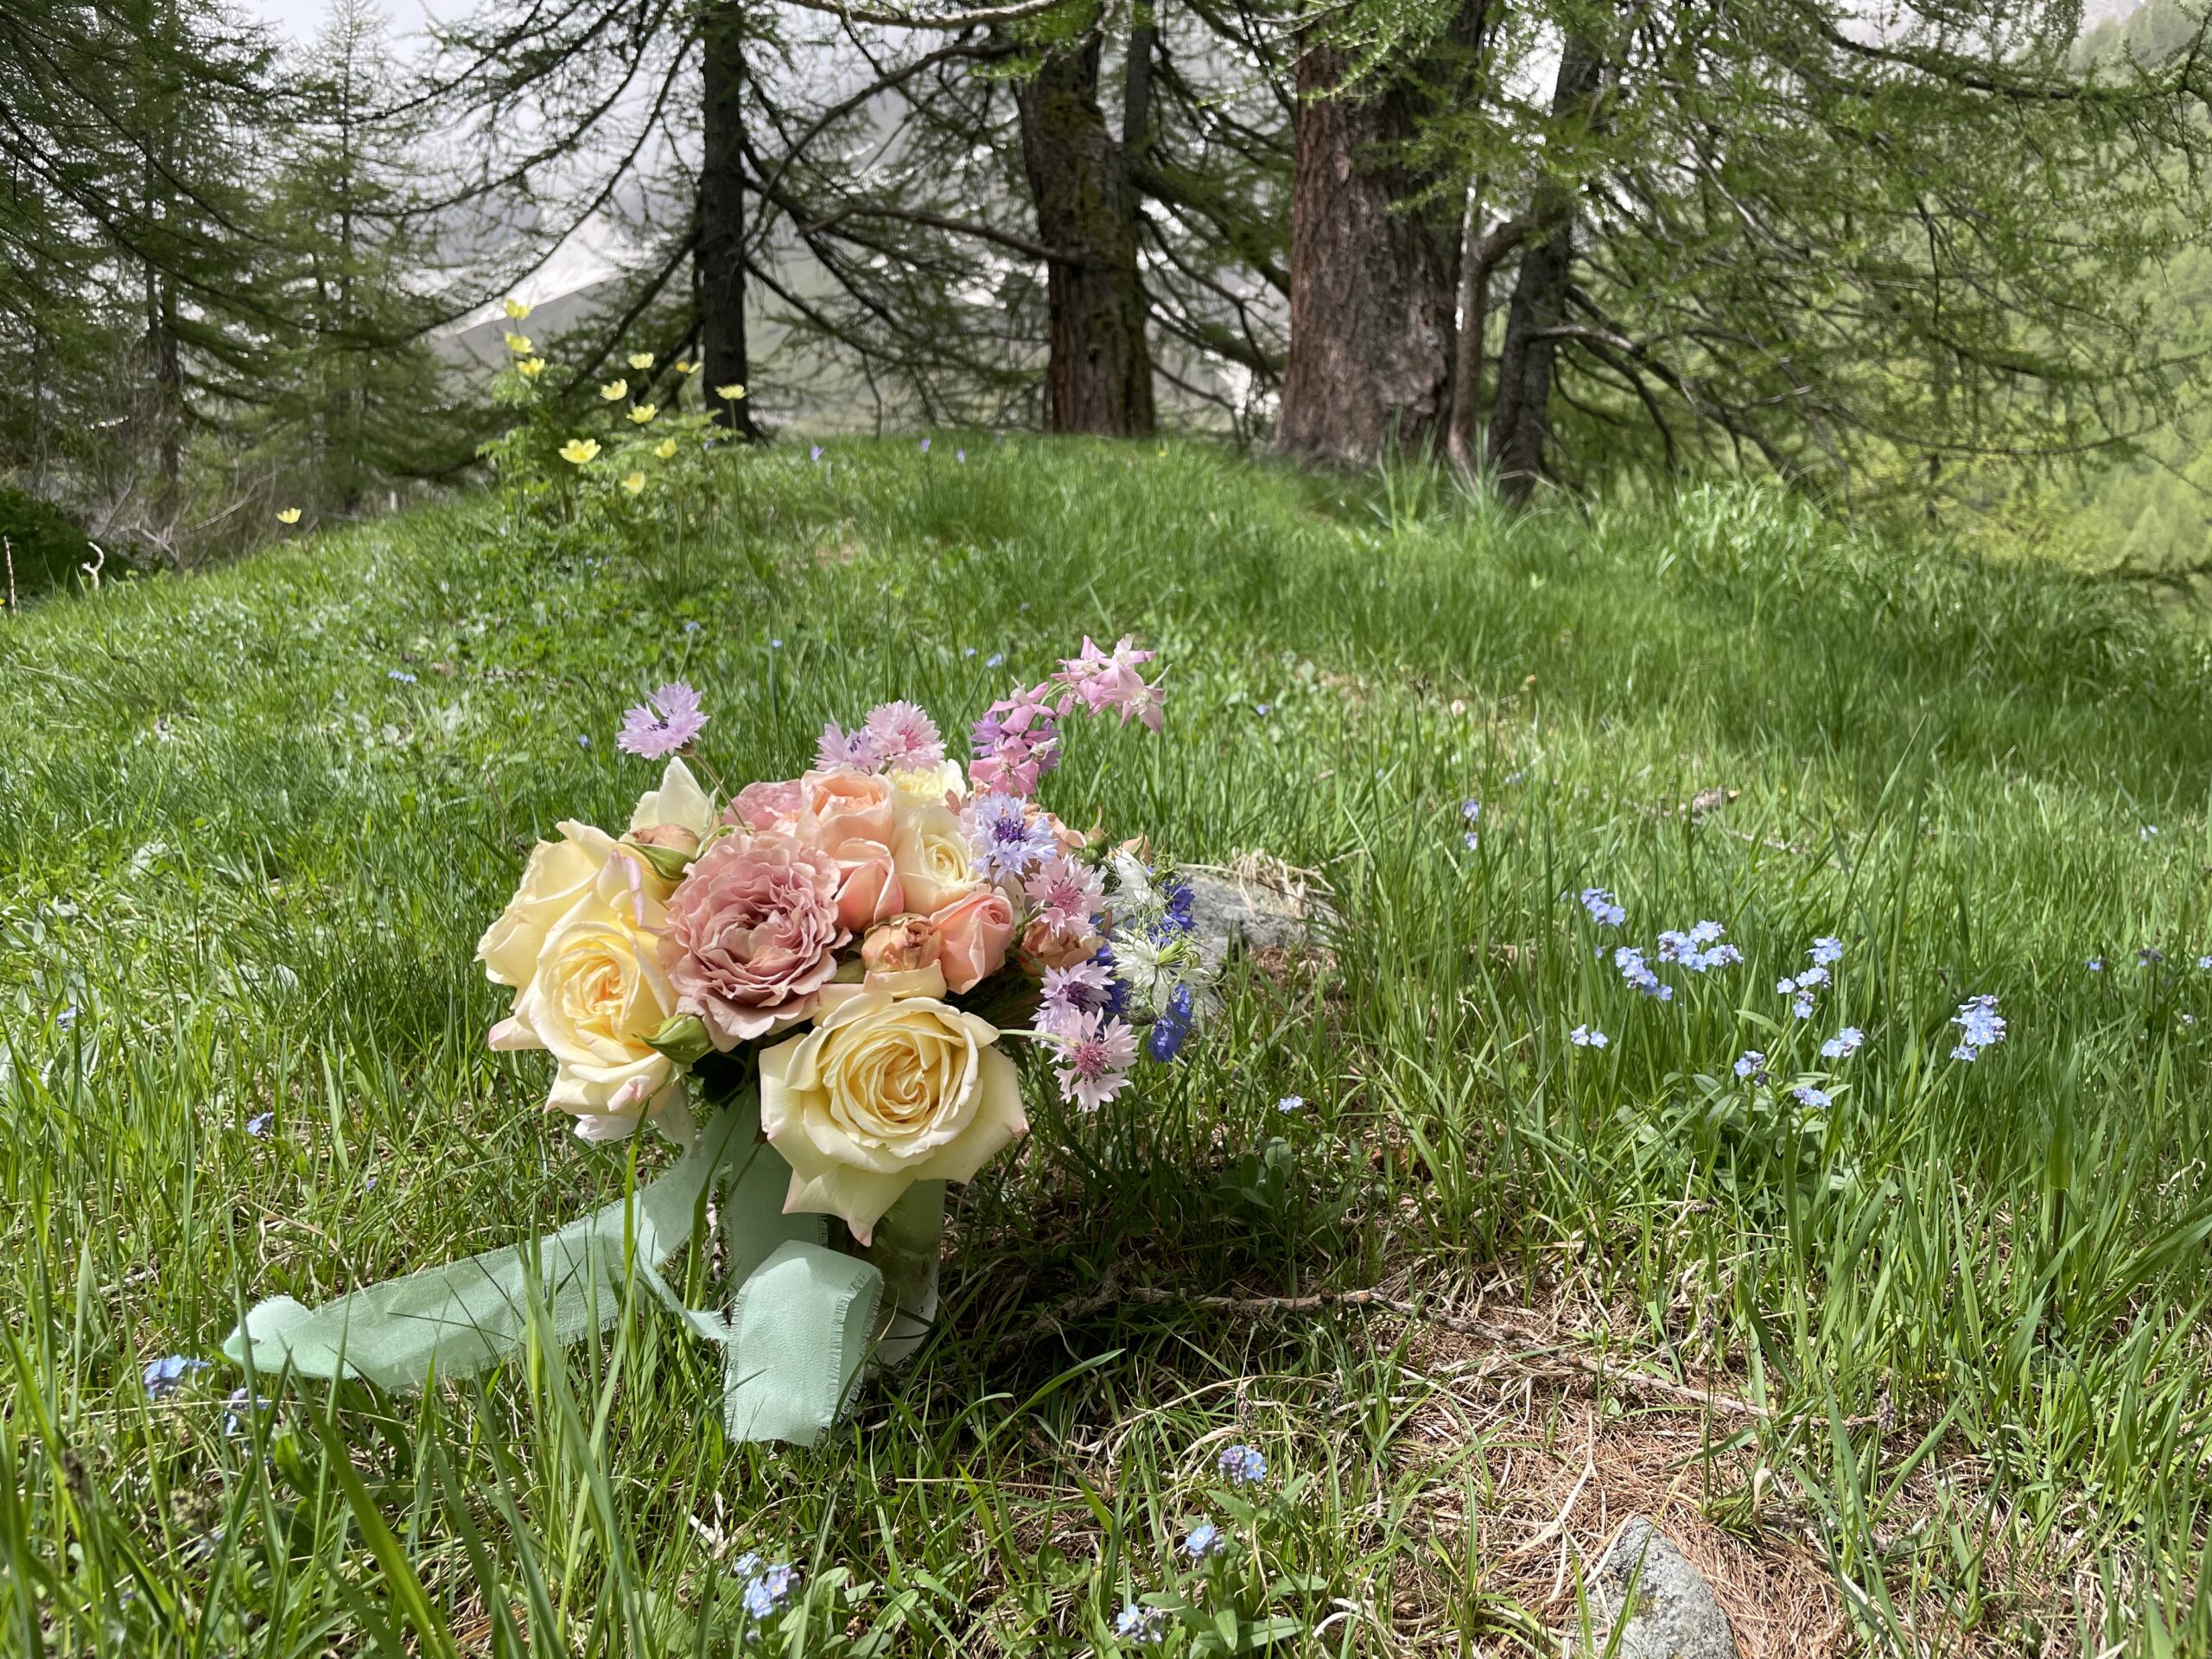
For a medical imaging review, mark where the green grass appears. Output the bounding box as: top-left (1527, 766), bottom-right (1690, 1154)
top-left (5, 438), bottom-right (2212, 1656)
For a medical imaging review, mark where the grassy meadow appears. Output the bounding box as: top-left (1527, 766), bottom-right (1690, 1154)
top-left (6, 440), bottom-right (2212, 1656)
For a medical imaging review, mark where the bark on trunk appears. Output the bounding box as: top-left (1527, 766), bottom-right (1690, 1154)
top-left (1487, 33), bottom-right (1604, 503)
top-left (1275, 42), bottom-right (1461, 465)
top-left (1018, 33), bottom-right (1154, 436)
top-left (699, 0), bottom-right (759, 439)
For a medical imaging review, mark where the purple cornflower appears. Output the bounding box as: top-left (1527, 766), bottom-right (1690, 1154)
top-left (817, 719), bottom-right (879, 772)
top-left (966, 793), bottom-right (1052, 881)
top-left (863, 700), bottom-right (945, 770)
top-left (1041, 960), bottom-right (1114, 1020)
top-left (617, 683), bottom-right (709, 759)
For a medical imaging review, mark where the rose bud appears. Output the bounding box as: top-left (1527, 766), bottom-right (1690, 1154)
top-left (861, 914), bottom-right (942, 976)
top-left (629, 823), bottom-right (701, 854)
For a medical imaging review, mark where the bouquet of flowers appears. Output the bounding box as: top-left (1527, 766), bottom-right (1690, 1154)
top-left (226, 638), bottom-right (1212, 1444)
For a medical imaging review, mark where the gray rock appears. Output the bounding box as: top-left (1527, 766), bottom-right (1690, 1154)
top-left (1182, 871), bottom-right (1328, 963)
top-left (1583, 1517), bottom-right (1740, 1659)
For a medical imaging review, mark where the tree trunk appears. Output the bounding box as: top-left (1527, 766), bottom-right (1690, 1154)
top-left (1446, 200), bottom-right (1523, 473)
top-left (698, 0), bottom-right (759, 439)
top-left (1274, 41), bottom-right (1463, 466)
top-left (1487, 33), bottom-right (1604, 504)
top-left (1018, 33), bottom-right (1154, 436)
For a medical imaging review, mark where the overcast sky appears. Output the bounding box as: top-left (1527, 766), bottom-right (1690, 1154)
top-left (239, 0), bottom-right (439, 44)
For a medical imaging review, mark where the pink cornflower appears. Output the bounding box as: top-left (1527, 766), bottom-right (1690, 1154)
top-left (863, 700), bottom-right (945, 770)
top-left (816, 719), bottom-right (880, 772)
top-left (1049, 1010), bottom-right (1137, 1110)
top-left (617, 683), bottom-right (709, 758)
top-left (1052, 636), bottom-right (1165, 731)
top-left (1025, 853), bottom-right (1105, 927)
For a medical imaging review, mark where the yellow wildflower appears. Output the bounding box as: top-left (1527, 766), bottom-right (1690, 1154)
top-left (621, 472), bottom-right (646, 495)
top-left (505, 331), bottom-right (532, 354)
top-left (654, 438), bottom-right (678, 461)
top-left (276, 507), bottom-right (302, 524)
top-left (518, 357), bottom-right (546, 378)
top-left (716, 383), bottom-right (747, 402)
top-left (676, 359), bottom-right (696, 374)
top-left (559, 438), bottom-right (601, 466)
top-left (628, 352), bottom-right (655, 371)
top-left (503, 297), bottom-right (531, 321)
top-left (600, 378), bottom-right (628, 402)
top-left (629, 403), bottom-right (658, 425)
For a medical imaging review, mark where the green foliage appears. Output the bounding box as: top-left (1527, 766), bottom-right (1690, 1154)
top-left (7, 446), bottom-right (2212, 1652)
top-left (0, 487), bottom-right (94, 602)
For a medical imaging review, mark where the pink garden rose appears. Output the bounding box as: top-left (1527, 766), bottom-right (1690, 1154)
top-left (929, 887), bottom-right (1015, 993)
top-left (797, 767), bottom-right (907, 929)
top-left (727, 779), bottom-right (804, 834)
top-left (660, 832), bottom-right (848, 1046)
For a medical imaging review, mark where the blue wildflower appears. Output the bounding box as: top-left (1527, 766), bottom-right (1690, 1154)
top-left (1809, 937), bottom-right (1844, 966)
top-left (1217, 1444), bottom-right (1268, 1485)
top-left (1580, 887), bottom-right (1626, 928)
top-left (1569, 1025), bottom-right (1608, 1048)
top-left (387, 669), bottom-right (416, 683)
top-left (740, 1561), bottom-right (799, 1624)
top-left (1792, 1085), bottom-right (1832, 1110)
top-left (1184, 1521), bottom-right (1226, 1562)
top-left (1732, 1050), bottom-right (1766, 1082)
top-left (1276, 1094), bottom-right (1304, 1113)
top-left (1116, 1603), bottom-right (1167, 1645)
top-left (1461, 799), bottom-right (1482, 823)
top-left (245, 1112), bottom-right (273, 1138)
top-left (143, 1356), bottom-right (208, 1398)
top-left (1820, 1027), bottom-right (1865, 1060)
top-left (1951, 995), bottom-right (2005, 1061)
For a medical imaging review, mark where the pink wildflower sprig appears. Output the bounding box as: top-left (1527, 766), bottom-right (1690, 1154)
top-left (1050, 636), bottom-right (1165, 730)
top-left (617, 682), bottom-right (709, 759)
top-left (969, 637), bottom-right (1166, 798)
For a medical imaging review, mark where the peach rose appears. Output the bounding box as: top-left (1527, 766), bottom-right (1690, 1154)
top-left (931, 887), bottom-right (1015, 993)
top-left (1020, 913), bottom-right (1098, 973)
top-left (791, 769), bottom-right (907, 930)
top-left (660, 832), bottom-right (849, 1046)
top-left (862, 915), bottom-right (942, 976)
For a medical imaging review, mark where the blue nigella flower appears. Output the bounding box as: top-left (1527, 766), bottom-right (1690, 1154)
top-left (1146, 983), bottom-right (1194, 1064)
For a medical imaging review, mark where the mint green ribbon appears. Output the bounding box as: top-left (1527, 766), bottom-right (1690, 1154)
top-left (223, 1094), bottom-right (936, 1446)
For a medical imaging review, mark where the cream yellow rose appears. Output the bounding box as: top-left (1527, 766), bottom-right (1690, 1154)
top-left (760, 988), bottom-right (1026, 1243)
top-left (493, 905), bottom-right (678, 1138)
top-left (891, 799), bottom-right (976, 915)
top-left (476, 759), bottom-right (712, 985)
